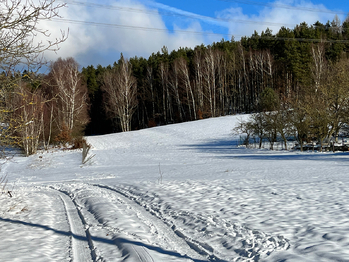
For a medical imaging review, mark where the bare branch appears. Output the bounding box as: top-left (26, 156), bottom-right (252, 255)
top-left (0, 0), bottom-right (68, 72)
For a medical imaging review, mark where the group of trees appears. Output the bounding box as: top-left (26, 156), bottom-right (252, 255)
top-left (83, 15), bottom-right (349, 136)
top-left (2, 0), bottom-right (349, 156)
top-left (236, 56), bottom-right (349, 151)
top-left (1, 57), bottom-right (89, 156)
top-left (101, 55), bottom-right (138, 132)
top-left (0, 0), bottom-right (89, 156)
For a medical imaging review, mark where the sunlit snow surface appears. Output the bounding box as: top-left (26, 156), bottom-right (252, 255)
top-left (1, 115), bottom-right (349, 261)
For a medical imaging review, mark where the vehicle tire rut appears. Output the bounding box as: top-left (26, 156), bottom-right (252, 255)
top-left (49, 183), bottom-right (207, 262)
top-left (93, 184), bottom-right (290, 262)
top-left (48, 187), bottom-right (99, 262)
top-left (92, 184), bottom-right (220, 262)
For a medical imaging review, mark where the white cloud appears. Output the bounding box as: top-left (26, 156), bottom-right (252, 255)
top-left (37, 0), bottom-right (341, 68)
top-left (37, 3), bottom-right (92, 64)
top-left (37, 0), bottom-right (219, 68)
top-left (217, 0), bottom-right (343, 39)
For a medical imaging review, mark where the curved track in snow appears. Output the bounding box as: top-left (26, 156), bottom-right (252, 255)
top-left (48, 183), bottom-right (208, 262)
top-left (44, 182), bottom-right (291, 262)
top-left (58, 192), bottom-right (94, 262)
top-left (91, 184), bottom-right (223, 261)
top-left (92, 184), bottom-right (291, 262)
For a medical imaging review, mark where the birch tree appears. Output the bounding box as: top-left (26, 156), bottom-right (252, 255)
top-left (311, 44), bottom-right (326, 92)
top-left (146, 65), bottom-right (156, 120)
top-left (169, 59), bottom-right (183, 122)
top-left (102, 55), bottom-right (138, 132)
top-left (193, 49), bottom-right (204, 116)
top-left (12, 81), bottom-right (45, 156)
top-left (0, 0), bottom-right (66, 154)
top-left (50, 57), bottom-right (89, 136)
top-left (177, 57), bottom-right (196, 120)
top-left (203, 48), bottom-right (217, 117)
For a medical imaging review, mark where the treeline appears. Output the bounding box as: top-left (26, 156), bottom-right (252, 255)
top-left (83, 17), bottom-right (349, 135)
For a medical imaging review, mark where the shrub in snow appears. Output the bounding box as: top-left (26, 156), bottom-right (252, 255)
top-left (82, 140), bottom-right (95, 164)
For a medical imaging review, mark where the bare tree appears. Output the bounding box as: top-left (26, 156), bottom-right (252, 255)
top-left (169, 59), bottom-right (183, 122)
top-left (146, 65), bottom-right (156, 120)
top-left (177, 57), bottom-right (196, 120)
top-left (311, 43), bottom-right (326, 92)
top-left (102, 55), bottom-right (138, 132)
top-left (276, 103), bottom-right (292, 150)
top-left (289, 99), bottom-right (310, 152)
top-left (203, 47), bottom-right (217, 117)
top-left (331, 15), bottom-right (342, 34)
top-left (307, 98), bottom-right (330, 152)
top-left (237, 43), bottom-right (250, 112)
top-left (193, 49), bottom-right (204, 116)
top-left (250, 113), bottom-right (266, 149)
top-left (0, 0), bottom-right (66, 155)
top-left (159, 61), bottom-right (173, 123)
top-left (50, 57), bottom-right (89, 136)
top-left (324, 58), bottom-right (349, 143)
top-left (11, 81), bottom-right (45, 156)
top-left (0, 0), bottom-right (67, 72)
top-left (233, 119), bottom-right (254, 146)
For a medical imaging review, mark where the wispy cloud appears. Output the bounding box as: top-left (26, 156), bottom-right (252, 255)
top-left (144, 0), bottom-right (226, 27)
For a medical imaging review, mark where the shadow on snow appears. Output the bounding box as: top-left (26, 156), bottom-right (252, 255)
top-left (181, 138), bottom-right (349, 163)
top-left (0, 217), bottom-right (210, 262)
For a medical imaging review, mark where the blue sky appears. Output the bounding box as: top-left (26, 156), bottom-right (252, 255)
top-left (42, 0), bottom-right (349, 69)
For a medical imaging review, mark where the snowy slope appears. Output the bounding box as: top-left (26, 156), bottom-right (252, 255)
top-left (1, 115), bottom-right (349, 261)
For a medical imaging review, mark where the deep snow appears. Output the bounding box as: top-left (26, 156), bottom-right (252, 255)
top-left (1, 115), bottom-right (349, 261)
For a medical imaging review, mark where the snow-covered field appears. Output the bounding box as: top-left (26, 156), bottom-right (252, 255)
top-left (1, 115), bottom-right (349, 262)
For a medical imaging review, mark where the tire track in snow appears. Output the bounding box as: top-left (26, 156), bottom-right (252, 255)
top-left (96, 184), bottom-right (290, 261)
top-left (76, 185), bottom-right (159, 262)
top-left (50, 183), bottom-right (205, 262)
top-left (52, 188), bottom-right (96, 262)
top-left (91, 184), bottom-right (216, 262)
top-left (132, 245), bottom-right (154, 262)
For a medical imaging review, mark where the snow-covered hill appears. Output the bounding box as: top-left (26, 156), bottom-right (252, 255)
top-left (1, 115), bottom-right (349, 261)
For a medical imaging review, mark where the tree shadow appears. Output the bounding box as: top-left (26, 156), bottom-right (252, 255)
top-left (0, 216), bottom-right (113, 244)
top-left (181, 138), bottom-right (349, 163)
top-left (0, 217), bottom-right (210, 262)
